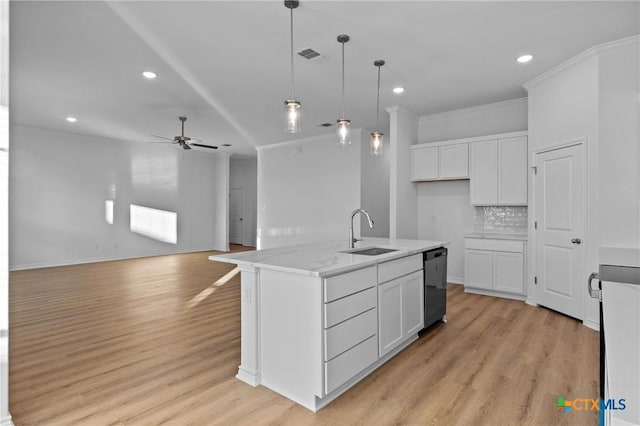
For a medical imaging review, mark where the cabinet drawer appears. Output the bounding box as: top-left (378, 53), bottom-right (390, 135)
top-left (464, 238), bottom-right (523, 253)
top-left (324, 287), bottom-right (376, 328)
top-left (324, 335), bottom-right (378, 395)
top-left (378, 254), bottom-right (422, 283)
top-left (324, 308), bottom-right (377, 361)
top-left (324, 266), bottom-right (377, 303)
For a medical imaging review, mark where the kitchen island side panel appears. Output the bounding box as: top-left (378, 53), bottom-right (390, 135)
top-left (259, 269), bottom-right (324, 408)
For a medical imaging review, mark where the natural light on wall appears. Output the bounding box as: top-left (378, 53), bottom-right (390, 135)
top-left (105, 200), bottom-right (114, 225)
top-left (130, 204), bottom-right (177, 244)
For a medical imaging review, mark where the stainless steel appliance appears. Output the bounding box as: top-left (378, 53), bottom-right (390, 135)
top-left (588, 248), bottom-right (640, 425)
top-left (424, 247), bottom-right (447, 329)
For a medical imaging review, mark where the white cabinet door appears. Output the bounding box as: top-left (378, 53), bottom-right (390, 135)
top-left (378, 278), bottom-right (403, 357)
top-left (439, 143), bottom-right (469, 179)
top-left (402, 271), bottom-right (424, 337)
top-left (493, 252), bottom-right (524, 294)
top-left (465, 249), bottom-right (493, 289)
top-left (498, 136), bottom-right (527, 205)
top-left (470, 140), bottom-right (498, 205)
top-left (412, 146), bottom-right (438, 180)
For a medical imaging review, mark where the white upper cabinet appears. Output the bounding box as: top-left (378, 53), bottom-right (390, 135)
top-left (439, 143), bottom-right (469, 179)
top-left (498, 136), bottom-right (528, 205)
top-left (470, 135), bottom-right (528, 206)
top-left (469, 140), bottom-right (498, 205)
top-left (411, 142), bottom-right (468, 181)
top-left (411, 146), bottom-right (438, 180)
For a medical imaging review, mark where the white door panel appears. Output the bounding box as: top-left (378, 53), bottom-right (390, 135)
top-left (230, 188), bottom-right (243, 245)
top-left (535, 143), bottom-right (584, 319)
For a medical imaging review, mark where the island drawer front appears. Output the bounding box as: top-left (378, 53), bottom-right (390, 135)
top-left (464, 238), bottom-right (523, 253)
top-left (324, 287), bottom-right (377, 328)
top-left (324, 266), bottom-right (377, 303)
top-left (378, 254), bottom-right (423, 283)
top-left (324, 335), bottom-right (378, 395)
top-left (324, 308), bottom-right (377, 361)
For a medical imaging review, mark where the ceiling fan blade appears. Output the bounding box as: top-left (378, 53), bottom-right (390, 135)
top-left (151, 134), bottom-right (176, 142)
top-left (191, 143), bottom-right (218, 150)
top-left (148, 141), bottom-right (174, 144)
top-left (182, 143), bottom-right (192, 150)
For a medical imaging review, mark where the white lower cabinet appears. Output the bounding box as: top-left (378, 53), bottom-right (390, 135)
top-left (378, 269), bottom-right (424, 357)
top-left (464, 237), bottom-right (526, 299)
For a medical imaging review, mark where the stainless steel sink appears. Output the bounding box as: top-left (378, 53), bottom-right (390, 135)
top-left (341, 247), bottom-right (398, 256)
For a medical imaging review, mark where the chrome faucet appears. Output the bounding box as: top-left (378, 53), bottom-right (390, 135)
top-left (349, 209), bottom-right (374, 248)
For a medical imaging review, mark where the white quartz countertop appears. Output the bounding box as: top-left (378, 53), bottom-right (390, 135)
top-left (209, 237), bottom-right (448, 277)
top-left (599, 247), bottom-right (640, 268)
top-left (464, 233), bottom-right (528, 241)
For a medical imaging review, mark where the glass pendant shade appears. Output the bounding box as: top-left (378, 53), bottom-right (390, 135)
top-left (370, 131), bottom-right (383, 156)
top-left (285, 99), bottom-right (301, 133)
top-left (337, 119), bottom-right (351, 145)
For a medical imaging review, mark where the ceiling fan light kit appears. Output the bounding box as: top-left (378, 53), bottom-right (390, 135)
top-left (151, 116), bottom-right (219, 151)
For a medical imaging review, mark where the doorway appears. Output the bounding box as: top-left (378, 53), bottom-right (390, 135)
top-left (534, 142), bottom-right (586, 319)
top-left (229, 188), bottom-right (243, 245)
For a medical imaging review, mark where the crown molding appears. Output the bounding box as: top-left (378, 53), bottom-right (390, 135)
top-left (385, 105), bottom-right (418, 120)
top-left (524, 35), bottom-right (640, 90)
top-left (419, 98), bottom-right (527, 122)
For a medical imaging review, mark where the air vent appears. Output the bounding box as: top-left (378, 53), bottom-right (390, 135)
top-left (298, 48), bottom-right (326, 61)
top-left (318, 122), bottom-right (333, 127)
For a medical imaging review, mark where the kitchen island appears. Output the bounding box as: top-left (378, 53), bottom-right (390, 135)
top-left (209, 237), bottom-right (447, 411)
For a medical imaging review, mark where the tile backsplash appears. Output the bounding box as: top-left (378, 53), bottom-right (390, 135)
top-left (474, 206), bottom-right (528, 234)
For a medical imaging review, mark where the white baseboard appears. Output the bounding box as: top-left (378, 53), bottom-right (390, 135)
top-left (525, 297), bottom-right (538, 307)
top-left (583, 318), bottom-right (599, 331)
top-left (447, 277), bottom-right (464, 285)
top-left (9, 245), bottom-right (226, 271)
top-left (0, 414), bottom-right (13, 426)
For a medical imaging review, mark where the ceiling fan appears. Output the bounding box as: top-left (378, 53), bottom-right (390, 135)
top-left (151, 116), bottom-right (218, 150)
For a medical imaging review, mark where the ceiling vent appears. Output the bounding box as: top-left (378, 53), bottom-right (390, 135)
top-left (298, 48), bottom-right (326, 61)
top-left (318, 122), bottom-right (333, 127)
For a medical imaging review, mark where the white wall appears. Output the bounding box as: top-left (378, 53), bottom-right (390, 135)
top-left (388, 106), bottom-right (418, 239)
top-left (417, 181), bottom-right (474, 283)
top-left (360, 130), bottom-right (390, 238)
top-left (524, 36), bottom-right (639, 328)
top-left (0, 0), bottom-right (9, 422)
top-left (257, 130), bottom-right (362, 249)
top-left (419, 98), bottom-right (528, 143)
top-left (526, 52), bottom-right (599, 325)
top-left (9, 125), bottom-right (229, 270)
top-left (598, 38), bottom-right (640, 249)
top-left (416, 100), bottom-right (528, 283)
top-left (230, 158), bottom-right (257, 247)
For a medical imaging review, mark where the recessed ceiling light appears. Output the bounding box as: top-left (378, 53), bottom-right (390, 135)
top-left (393, 87), bottom-right (405, 94)
top-left (66, 116), bottom-right (77, 123)
top-left (517, 54), bottom-right (534, 64)
top-left (142, 71), bottom-right (157, 79)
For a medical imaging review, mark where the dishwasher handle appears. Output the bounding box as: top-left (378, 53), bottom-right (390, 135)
top-left (588, 272), bottom-right (602, 301)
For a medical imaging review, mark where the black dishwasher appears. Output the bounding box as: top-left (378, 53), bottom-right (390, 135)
top-left (424, 247), bottom-right (448, 329)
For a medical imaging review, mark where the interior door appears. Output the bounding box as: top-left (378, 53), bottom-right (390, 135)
top-left (534, 143), bottom-right (585, 319)
top-left (229, 188), bottom-right (243, 245)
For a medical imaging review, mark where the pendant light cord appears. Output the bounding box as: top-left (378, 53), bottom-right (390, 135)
top-left (290, 6), bottom-right (294, 99)
top-left (341, 41), bottom-right (345, 119)
top-left (376, 65), bottom-right (381, 131)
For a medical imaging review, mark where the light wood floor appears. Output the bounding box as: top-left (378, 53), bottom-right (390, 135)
top-left (9, 247), bottom-right (599, 426)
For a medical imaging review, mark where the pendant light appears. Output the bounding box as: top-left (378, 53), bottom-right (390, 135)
top-left (284, 1), bottom-right (301, 133)
top-left (370, 59), bottom-right (385, 156)
top-left (336, 34), bottom-right (351, 145)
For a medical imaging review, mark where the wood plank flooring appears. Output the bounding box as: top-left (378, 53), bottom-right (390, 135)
top-left (9, 247), bottom-right (599, 425)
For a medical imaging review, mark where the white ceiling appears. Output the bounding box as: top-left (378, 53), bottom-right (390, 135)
top-left (9, 1), bottom-right (640, 159)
